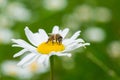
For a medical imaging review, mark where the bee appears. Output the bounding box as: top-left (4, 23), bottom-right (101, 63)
top-left (46, 33), bottom-right (63, 44)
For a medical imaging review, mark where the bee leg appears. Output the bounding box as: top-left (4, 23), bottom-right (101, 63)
top-left (56, 39), bottom-right (59, 44)
top-left (46, 41), bottom-right (48, 43)
top-left (52, 40), bottom-right (54, 45)
top-left (58, 41), bottom-right (61, 45)
top-left (56, 39), bottom-right (57, 43)
top-left (46, 38), bottom-right (50, 43)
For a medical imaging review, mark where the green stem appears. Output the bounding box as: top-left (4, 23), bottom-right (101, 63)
top-left (50, 55), bottom-right (54, 80)
top-left (87, 52), bottom-right (120, 80)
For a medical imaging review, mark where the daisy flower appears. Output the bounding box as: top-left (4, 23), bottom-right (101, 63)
top-left (1, 60), bottom-right (32, 79)
top-left (12, 26), bottom-right (90, 67)
top-left (1, 60), bottom-right (48, 79)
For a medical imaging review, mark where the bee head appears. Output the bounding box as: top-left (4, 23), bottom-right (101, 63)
top-left (58, 36), bottom-right (63, 43)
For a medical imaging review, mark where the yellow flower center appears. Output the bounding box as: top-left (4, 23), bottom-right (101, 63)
top-left (37, 42), bottom-right (65, 54)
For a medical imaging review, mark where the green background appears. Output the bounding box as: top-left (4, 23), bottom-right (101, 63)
top-left (0, 0), bottom-right (120, 80)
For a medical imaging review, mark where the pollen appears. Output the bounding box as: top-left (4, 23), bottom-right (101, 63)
top-left (37, 42), bottom-right (65, 54)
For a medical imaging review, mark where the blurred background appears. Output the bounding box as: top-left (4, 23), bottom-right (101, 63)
top-left (0, 0), bottom-right (120, 80)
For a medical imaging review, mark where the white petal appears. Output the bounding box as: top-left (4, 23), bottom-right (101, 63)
top-left (25, 27), bottom-right (40, 46)
top-left (65, 42), bottom-right (78, 50)
top-left (11, 39), bottom-right (36, 51)
top-left (17, 53), bottom-right (36, 66)
top-left (70, 31), bottom-right (81, 40)
top-left (62, 39), bottom-right (74, 46)
top-left (38, 29), bottom-right (48, 43)
top-left (76, 43), bottom-right (90, 48)
top-left (60, 28), bottom-right (69, 38)
top-left (33, 33), bottom-right (44, 45)
top-left (75, 39), bottom-right (85, 43)
top-left (22, 55), bottom-right (39, 67)
top-left (43, 56), bottom-right (50, 66)
top-left (65, 43), bottom-right (90, 52)
top-left (52, 26), bottom-right (59, 34)
top-left (59, 30), bottom-right (62, 34)
top-left (37, 55), bottom-right (48, 64)
top-left (13, 49), bottom-right (27, 58)
top-left (63, 38), bottom-right (84, 47)
top-left (55, 53), bottom-right (72, 57)
top-left (12, 44), bottom-right (21, 47)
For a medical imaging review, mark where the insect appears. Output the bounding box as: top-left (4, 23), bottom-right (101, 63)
top-left (46, 33), bottom-right (63, 44)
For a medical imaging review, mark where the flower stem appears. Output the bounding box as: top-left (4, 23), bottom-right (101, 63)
top-left (50, 55), bottom-right (54, 80)
top-left (87, 52), bottom-right (120, 80)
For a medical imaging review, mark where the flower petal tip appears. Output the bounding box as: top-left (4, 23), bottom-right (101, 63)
top-left (86, 43), bottom-right (90, 45)
top-left (24, 26), bottom-right (29, 30)
top-left (67, 54), bottom-right (72, 57)
top-left (54, 25), bottom-right (59, 28)
top-left (11, 39), bottom-right (17, 43)
top-left (13, 54), bottom-right (18, 58)
top-left (13, 56), bottom-right (16, 58)
top-left (12, 44), bottom-right (16, 47)
top-left (78, 30), bottom-right (81, 33)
